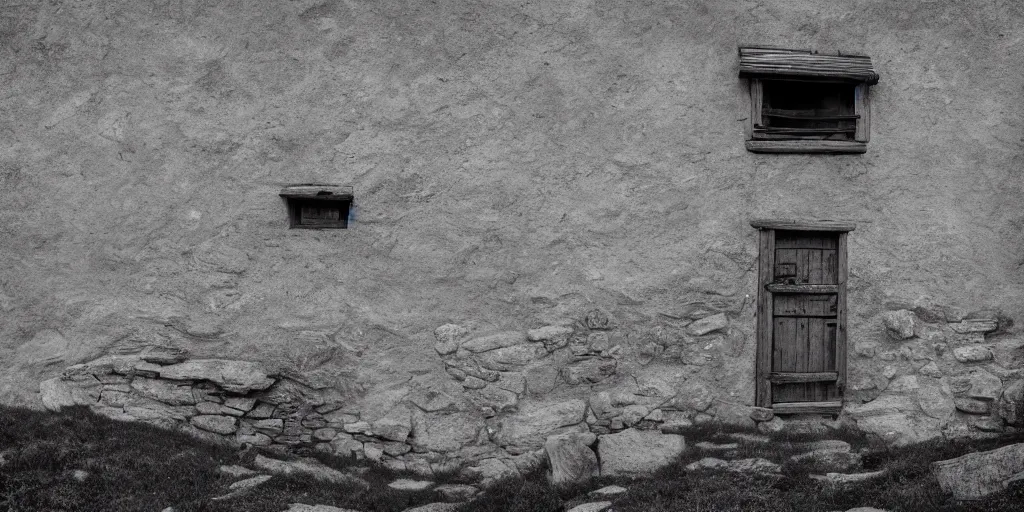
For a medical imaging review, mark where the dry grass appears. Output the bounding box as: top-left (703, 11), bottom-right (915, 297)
top-left (3, 406), bottom-right (1023, 512)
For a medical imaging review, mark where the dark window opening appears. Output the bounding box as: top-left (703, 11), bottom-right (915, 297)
top-left (757, 81), bottom-right (858, 141)
top-left (279, 185), bottom-right (353, 229)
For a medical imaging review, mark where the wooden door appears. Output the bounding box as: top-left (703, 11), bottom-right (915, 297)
top-left (753, 222), bottom-right (851, 415)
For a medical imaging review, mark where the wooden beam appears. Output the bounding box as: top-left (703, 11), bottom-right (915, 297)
top-left (745, 139), bottom-right (867, 154)
top-left (755, 229), bottom-right (775, 408)
top-left (765, 284), bottom-right (839, 294)
top-left (750, 219), bottom-right (856, 232)
top-left (854, 83), bottom-right (870, 143)
top-left (750, 79), bottom-right (763, 134)
top-left (836, 232), bottom-right (849, 399)
top-left (772, 401), bottom-right (842, 415)
top-left (769, 372), bottom-right (838, 384)
top-left (279, 184), bottom-right (354, 200)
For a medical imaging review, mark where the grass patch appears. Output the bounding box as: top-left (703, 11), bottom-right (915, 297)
top-left (3, 406), bottom-right (1024, 512)
top-left (0, 405), bottom-right (460, 512)
top-left (460, 424), bottom-right (1024, 512)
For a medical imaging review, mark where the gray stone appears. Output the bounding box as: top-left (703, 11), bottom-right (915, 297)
top-left (589, 485), bottom-right (628, 497)
top-left (158, 359), bottom-right (275, 393)
top-left (567, 502), bottom-right (612, 512)
top-left (695, 441), bottom-right (739, 451)
top-left (750, 407), bottom-right (774, 422)
top-left (435, 484), bottom-right (478, 501)
top-left (223, 396), bottom-right (257, 412)
top-left (313, 428), bottom-right (337, 441)
top-left (461, 331), bottom-right (527, 353)
top-left (373, 407), bottom-right (412, 442)
top-left (685, 457), bottom-right (781, 474)
top-left (584, 309), bottom-right (613, 330)
top-left (228, 474), bottom-right (271, 491)
top-left (561, 359), bottom-right (617, 385)
top-left (932, 443), bottom-right (1024, 499)
top-left (882, 310), bottom-right (916, 340)
top-left (950, 319), bottom-right (998, 334)
top-left (130, 378), bottom-right (196, 405)
top-left (434, 324), bottom-right (469, 355)
top-left (252, 454), bottom-right (369, 487)
top-left (236, 432), bottom-right (272, 446)
top-left (953, 346), bottom-right (993, 363)
top-left (714, 403), bottom-right (756, 429)
top-left (388, 478), bottom-right (433, 491)
top-left (598, 428), bottom-right (686, 476)
top-left (284, 505), bottom-right (362, 512)
top-left (196, 401), bottom-right (222, 415)
top-left (949, 369), bottom-right (1003, 399)
top-left (219, 465), bottom-right (257, 477)
top-left (402, 504), bottom-right (461, 512)
top-left (809, 469), bottom-right (887, 485)
top-left (544, 433), bottom-right (599, 484)
top-left (329, 436), bottom-right (364, 458)
top-left (687, 313), bottom-right (728, 336)
top-left (527, 325), bottom-right (573, 342)
top-left (495, 399), bottom-right (587, 449)
top-left (412, 411), bottom-right (481, 452)
top-left (757, 417), bottom-right (785, 434)
top-left (190, 415), bottom-right (237, 434)
top-left (999, 380), bottom-right (1024, 426)
top-left (252, 418), bottom-right (284, 435)
top-left (917, 376), bottom-right (955, 420)
top-left (954, 397), bottom-right (991, 414)
top-left (39, 378), bottom-right (78, 411)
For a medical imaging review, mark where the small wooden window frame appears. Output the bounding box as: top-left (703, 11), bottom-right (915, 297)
top-left (751, 218), bottom-right (854, 413)
top-left (747, 79), bottom-right (870, 154)
top-left (279, 184), bottom-right (353, 229)
top-left (740, 47), bottom-right (877, 154)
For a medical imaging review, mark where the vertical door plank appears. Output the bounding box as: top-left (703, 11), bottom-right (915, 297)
top-left (756, 229), bottom-right (775, 408)
top-left (773, 317), bottom-right (798, 403)
top-left (823, 250), bottom-right (837, 284)
top-left (807, 249), bottom-right (823, 284)
top-left (796, 316), bottom-right (810, 401)
top-left (797, 249), bottom-right (811, 284)
top-left (836, 232), bottom-right (849, 401)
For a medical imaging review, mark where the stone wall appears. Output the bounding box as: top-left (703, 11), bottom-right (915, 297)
top-left (843, 306), bottom-right (1023, 446)
top-left (5, 0), bottom-right (1024, 476)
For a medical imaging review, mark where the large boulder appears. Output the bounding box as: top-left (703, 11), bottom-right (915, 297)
top-left (157, 359), bottom-right (275, 393)
top-left (495, 399), bottom-right (587, 449)
top-left (544, 433), bottom-right (598, 484)
top-left (597, 428), bottom-right (686, 476)
top-left (932, 443), bottom-right (1024, 500)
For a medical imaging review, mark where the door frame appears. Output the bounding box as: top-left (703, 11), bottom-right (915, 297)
top-left (751, 219), bottom-right (855, 413)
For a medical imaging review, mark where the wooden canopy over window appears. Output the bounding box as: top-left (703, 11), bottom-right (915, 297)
top-left (739, 47), bottom-right (879, 85)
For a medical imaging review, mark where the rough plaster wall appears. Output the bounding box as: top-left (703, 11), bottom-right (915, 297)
top-left (2, 0), bottom-right (1023, 407)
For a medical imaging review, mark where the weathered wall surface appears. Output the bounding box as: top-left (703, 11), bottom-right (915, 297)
top-left (4, 0), bottom-right (1024, 473)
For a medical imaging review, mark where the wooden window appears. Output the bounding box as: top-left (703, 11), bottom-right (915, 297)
top-left (279, 185), bottom-right (353, 229)
top-left (751, 219), bottom-right (855, 415)
top-left (740, 47), bottom-right (878, 154)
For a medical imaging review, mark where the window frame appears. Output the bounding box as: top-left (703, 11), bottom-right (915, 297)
top-left (739, 47), bottom-right (877, 154)
top-left (279, 184), bottom-right (353, 229)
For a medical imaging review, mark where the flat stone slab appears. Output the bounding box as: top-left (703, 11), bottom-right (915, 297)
top-left (285, 505), bottom-right (363, 512)
top-left (434, 484), bottom-right (478, 501)
top-left (228, 474), bottom-right (271, 491)
top-left (810, 469), bottom-right (887, 485)
top-left (401, 504), bottom-right (461, 512)
top-left (932, 442), bottom-right (1024, 499)
top-left (388, 479), bottom-right (434, 491)
top-left (598, 428), bottom-right (685, 476)
top-left (567, 502), bottom-right (612, 512)
top-left (588, 485), bottom-right (628, 497)
top-left (685, 457), bottom-right (781, 474)
top-left (695, 441), bottom-right (739, 451)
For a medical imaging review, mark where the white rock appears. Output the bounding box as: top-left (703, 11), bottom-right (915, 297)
top-left (567, 502), bottom-right (612, 512)
top-left (158, 359), bottom-right (274, 393)
top-left (881, 310), bottom-right (916, 340)
top-left (388, 478), bottom-right (433, 491)
top-left (598, 428), bottom-right (686, 476)
top-left (953, 346), bottom-right (993, 363)
top-left (588, 485), bottom-right (628, 497)
top-left (687, 313), bottom-right (728, 336)
top-left (228, 474), bottom-right (271, 491)
top-left (545, 433), bottom-right (599, 484)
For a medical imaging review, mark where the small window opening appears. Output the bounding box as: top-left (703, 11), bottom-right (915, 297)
top-left (280, 185), bottom-right (353, 229)
top-left (758, 81), bottom-right (858, 141)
